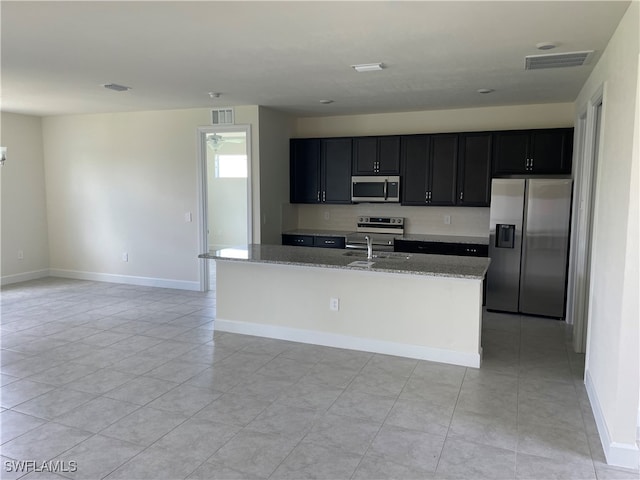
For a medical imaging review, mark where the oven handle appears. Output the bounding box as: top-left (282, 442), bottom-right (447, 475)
top-left (384, 180), bottom-right (388, 200)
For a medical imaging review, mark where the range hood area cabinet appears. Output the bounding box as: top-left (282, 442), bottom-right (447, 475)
top-left (290, 138), bottom-right (352, 204)
top-left (352, 136), bottom-right (401, 175)
top-left (492, 128), bottom-right (573, 176)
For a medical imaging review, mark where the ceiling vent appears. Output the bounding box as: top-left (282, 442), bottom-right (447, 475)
top-left (525, 51), bottom-right (594, 70)
top-left (212, 108), bottom-right (234, 125)
top-left (102, 83), bottom-right (131, 92)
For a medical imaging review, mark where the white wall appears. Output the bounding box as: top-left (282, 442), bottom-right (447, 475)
top-left (0, 112), bottom-right (50, 284)
top-left (574, 2), bottom-right (639, 469)
top-left (42, 106), bottom-right (260, 290)
top-left (257, 107), bottom-right (295, 244)
top-left (294, 103), bottom-right (574, 138)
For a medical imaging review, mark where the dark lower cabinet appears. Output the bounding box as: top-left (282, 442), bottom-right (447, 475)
top-left (395, 239), bottom-right (488, 257)
top-left (282, 234), bottom-right (345, 249)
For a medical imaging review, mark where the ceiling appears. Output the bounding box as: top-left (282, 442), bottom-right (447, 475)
top-left (0, 1), bottom-right (631, 118)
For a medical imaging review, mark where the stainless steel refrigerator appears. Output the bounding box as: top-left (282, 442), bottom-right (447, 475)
top-left (487, 178), bottom-right (572, 318)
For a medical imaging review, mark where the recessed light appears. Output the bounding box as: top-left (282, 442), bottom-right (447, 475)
top-left (477, 88), bottom-right (495, 94)
top-left (102, 83), bottom-right (131, 92)
top-left (319, 99), bottom-right (334, 104)
top-left (208, 92), bottom-right (221, 99)
top-left (351, 63), bottom-right (384, 73)
top-left (536, 42), bottom-right (557, 51)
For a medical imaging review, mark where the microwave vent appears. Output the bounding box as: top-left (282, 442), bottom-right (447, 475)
top-left (525, 51), bottom-right (594, 70)
top-left (212, 108), bottom-right (234, 125)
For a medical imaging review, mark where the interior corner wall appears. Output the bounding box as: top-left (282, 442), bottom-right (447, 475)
top-left (293, 102), bottom-right (574, 138)
top-left (41, 106), bottom-right (259, 290)
top-left (0, 112), bottom-right (50, 284)
top-left (574, 1), bottom-right (639, 469)
top-left (257, 107), bottom-right (294, 244)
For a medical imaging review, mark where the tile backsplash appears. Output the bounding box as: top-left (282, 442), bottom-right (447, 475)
top-left (285, 204), bottom-right (490, 237)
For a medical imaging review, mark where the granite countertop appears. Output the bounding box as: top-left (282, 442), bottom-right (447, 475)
top-left (199, 244), bottom-right (490, 280)
top-left (282, 229), bottom-right (354, 237)
top-left (400, 234), bottom-right (490, 245)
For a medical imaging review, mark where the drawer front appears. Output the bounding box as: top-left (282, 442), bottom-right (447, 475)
top-left (314, 236), bottom-right (346, 249)
top-left (282, 234), bottom-right (314, 247)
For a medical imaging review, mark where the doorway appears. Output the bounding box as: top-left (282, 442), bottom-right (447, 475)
top-left (569, 92), bottom-right (603, 353)
top-left (197, 125), bottom-right (252, 291)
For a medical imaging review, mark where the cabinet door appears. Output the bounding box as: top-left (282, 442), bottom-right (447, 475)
top-left (378, 136), bottom-right (401, 174)
top-left (493, 131), bottom-right (529, 175)
top-left (352, 137), bottom-right (377, 175)
top-left (530, 129), bottom-right (573, 174)
top-left (290, 139), bottom-right (321, 203)
top-left (429, 134), bottom-right (458, 206)
top-left (458, 133), bottom-right (491, 206)
top-left (401, 135), bottom-right (429, 205)
top-left (322, 138), bottom-right (352, 204)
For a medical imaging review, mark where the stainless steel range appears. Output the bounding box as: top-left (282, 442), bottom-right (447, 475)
top-left (345, 216), bottom-right (405, 252)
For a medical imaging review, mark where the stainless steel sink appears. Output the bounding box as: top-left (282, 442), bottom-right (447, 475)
top-left (343, 251), bottom-right (411, 260)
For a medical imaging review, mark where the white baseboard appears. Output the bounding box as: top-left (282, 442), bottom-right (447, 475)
top-left (215, 318), bottom-right (481, 368)
top-left (585, 369), bottom-right (640, 470)
top-left (49, 269), bottom-right (201, 291)
top-left (0, 269), bottom-right (50, 286)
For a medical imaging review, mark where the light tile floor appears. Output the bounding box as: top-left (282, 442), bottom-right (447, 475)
top-left (1, 277), bottom-right (638, 480)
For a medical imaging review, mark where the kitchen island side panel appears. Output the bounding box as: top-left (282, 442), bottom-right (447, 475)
top-left (215, 260), bottom-right (482, 367)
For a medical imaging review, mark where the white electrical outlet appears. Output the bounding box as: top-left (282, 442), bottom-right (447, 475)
top-left (122, 252), bottom-right (129, 262)
top-left (17, 250), bottom-right (24, 260)
top-left (324, 211), bottom-right (330, 220)
top-left (184, 212), bottom-right (192, 223)
top-left (329, 297), bottom-right (340, 311)
top-left (444, 215), bottom-right (451, 225)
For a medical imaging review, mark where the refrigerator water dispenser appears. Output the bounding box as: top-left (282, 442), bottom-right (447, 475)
top-left (496, 224), bottom-right (515, 248)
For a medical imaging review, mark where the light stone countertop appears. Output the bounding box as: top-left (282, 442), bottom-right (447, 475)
top-left (199, 244), bottom-right (490, 280)
top-left (282, 229), bottom-right (355, 237)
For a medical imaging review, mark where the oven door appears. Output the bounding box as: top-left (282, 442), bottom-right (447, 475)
top-left (351, 176), bottom-right (400, 203)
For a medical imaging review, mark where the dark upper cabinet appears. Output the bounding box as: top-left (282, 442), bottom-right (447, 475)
top-left (457, 133), bottom-right (492, 206)
top-left (290, 139), bottom-right (321, 203)
top-left (493, 128), bottom-right (573, 175)
top-left (321, 138), bottom-right (352, 203)
top-left (430, 134), bottom-right (458, 205)
top-left (353, 136), bottom-right (400, 175)
top-left (401, 134), bottom-right (457, 206)
top-left (401, 135), bottom-right (430, 205)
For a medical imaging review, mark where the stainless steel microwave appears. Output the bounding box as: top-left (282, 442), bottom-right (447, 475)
top-left (351, 176), bottom-right (401, 203)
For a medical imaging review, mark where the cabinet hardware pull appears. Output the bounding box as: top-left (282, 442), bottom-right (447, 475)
top-left (317, 191), bottom-right (320, 202)
top-left (322, 191), bottom-right (326, 202)
top-left (460, 192), bottom-right (463, 201)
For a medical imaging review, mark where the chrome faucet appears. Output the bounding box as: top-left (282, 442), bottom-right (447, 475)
top-left (365, 235), bottom-right (373, 260)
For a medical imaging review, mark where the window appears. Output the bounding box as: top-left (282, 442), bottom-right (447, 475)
top-left (215, 154), bottom-right (247, 178)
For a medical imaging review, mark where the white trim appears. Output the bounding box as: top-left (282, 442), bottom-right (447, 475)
top-left (196, 125), bottom-right (253, 292)
top-left (585, 369), bottom-right (640, 469)
top-left (215, 317), bottom-right (482, 368)
top-left (49, 269), bottom-right (200, 291)
top-left (0, 269), bottom-right (50, 286)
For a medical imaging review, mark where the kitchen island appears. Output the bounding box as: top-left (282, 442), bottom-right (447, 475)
top-left (199, 244), bottom-right (490, 367)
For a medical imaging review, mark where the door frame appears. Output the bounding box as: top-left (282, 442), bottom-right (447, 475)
top-left (569, 85), bottom-right (604, 353)
top-left (196, 124), bottom-right (253, 291)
